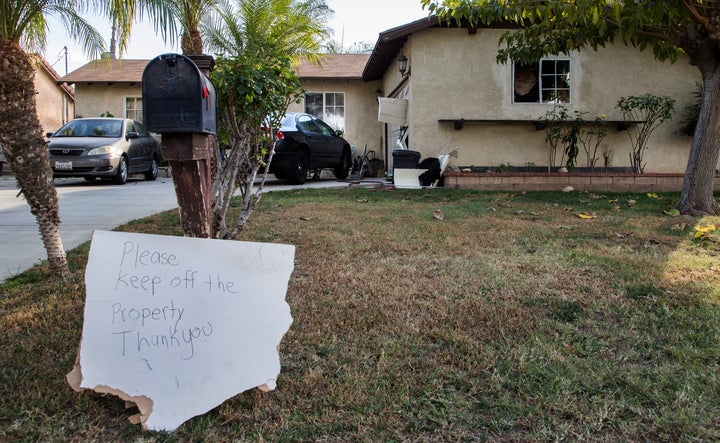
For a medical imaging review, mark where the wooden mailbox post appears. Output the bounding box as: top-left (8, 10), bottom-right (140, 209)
top-left (142, 54), bottom-right (216, 238)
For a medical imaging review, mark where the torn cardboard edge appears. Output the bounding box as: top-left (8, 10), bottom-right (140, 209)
top-left (67, 359), bottom-right (154, 428)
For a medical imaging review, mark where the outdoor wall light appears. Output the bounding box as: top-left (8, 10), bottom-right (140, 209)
top-left (397, 53), bottom-right (409, 76)
top-left (375, 88), bottom-right (383, 102)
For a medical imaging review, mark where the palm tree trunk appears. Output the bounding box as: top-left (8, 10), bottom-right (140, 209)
top-left (0, 41), bottom-right (70, 279)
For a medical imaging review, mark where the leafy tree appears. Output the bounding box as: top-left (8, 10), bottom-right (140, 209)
top-left (203, 0), bottom-right (331, 238)
top-left (422, 0), bottom-right (720, 215)
top-left (616, 94), bottom-right (675, 173)
top-left (0, 0), bottom-right (106, 279)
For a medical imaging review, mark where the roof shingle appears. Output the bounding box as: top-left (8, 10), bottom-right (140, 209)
top-left (296, 54), bottom-right (370, 79)
top-left (58, 59), bottom-right (149, 84)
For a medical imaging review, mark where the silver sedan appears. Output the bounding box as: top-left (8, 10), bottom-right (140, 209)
top-left (47, 117), bottom-right (160, 185)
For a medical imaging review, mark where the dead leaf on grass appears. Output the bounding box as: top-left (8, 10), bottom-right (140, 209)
top-left (356, 199), bottom-right (369, 203)
top-left (670, 223), bottom-right (688, 232)
top-left (433, 209), bottom-right (444, 221)
top-left (647, 193), bottom-right (661, 199)
top-left (615, 232), bottom-right (635, 238)
top-left (300, 216), bottom-right (314, 221)
top-left (627, 199), bottom-right (637, 206)
top-left (577, 212), bottom-right (597, 219)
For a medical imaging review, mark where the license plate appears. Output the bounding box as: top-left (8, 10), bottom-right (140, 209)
top-left (55, 161), bottom-right (73, 171)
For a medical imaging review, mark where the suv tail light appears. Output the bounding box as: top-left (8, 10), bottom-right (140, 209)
top-left (276, 130), bottom-right (284, 140)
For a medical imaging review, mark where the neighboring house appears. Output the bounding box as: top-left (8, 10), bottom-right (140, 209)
top-left (363, 17), bottom-right (701, 173)
top-left (1, 56), bottom-right (74, 174)
top-left (34, 55), bottom-right (75, 134)
top-left (58, 59), bottom-right (146, 122)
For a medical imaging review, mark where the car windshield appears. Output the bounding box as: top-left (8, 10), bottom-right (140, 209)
top-left (53, 119), bottom-right (123, 138)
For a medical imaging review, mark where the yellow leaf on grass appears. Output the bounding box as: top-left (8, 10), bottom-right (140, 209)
top-left (577, 212), bottom-right (597, 219)
top-left (647, 193), bottom-right (660, 199)
top-left (694, 225), bottom-right (718, 238)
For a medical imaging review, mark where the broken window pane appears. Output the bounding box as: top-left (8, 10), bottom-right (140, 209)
top-left (513, 59), bottom-right (571, 104)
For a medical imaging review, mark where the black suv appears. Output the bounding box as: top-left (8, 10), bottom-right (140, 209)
top-left (269, 113), bottom-right (352, 184)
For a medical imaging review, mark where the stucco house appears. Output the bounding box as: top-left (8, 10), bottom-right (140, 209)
top-left (34, 55), bottom-right (75, 134)
top-left (58, 16), bottom-right (704, 181)
top-left (287, 54), bottom-right (383, 159)
top-left (1, 56), bottom-right (74, 174)
top-left (364, 17), bottom-right (701, 175)
top-left (57, 59), bottom-right (146, 122)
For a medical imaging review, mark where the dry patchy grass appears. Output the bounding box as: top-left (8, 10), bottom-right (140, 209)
top-left (2, 189), bottom-right (720, 441)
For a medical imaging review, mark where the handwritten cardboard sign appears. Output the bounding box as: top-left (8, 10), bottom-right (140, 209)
top-left (67, 230), bottom-right (294, 431)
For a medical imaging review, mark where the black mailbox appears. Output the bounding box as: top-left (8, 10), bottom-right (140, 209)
top-left (142, 53), bottom-right (216, 134)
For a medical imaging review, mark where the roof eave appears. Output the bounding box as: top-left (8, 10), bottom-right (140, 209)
top-left (362, 16), bottom-right (441, 81)
top-left (362, 17), bottom-right (518, 81)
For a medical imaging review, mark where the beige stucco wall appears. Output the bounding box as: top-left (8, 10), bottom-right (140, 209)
top-left (384, 27), bottom-right (701, 173)
top-left (34, 67), bottom-right (74, 134)
top-left (73, 83), bottom-right (142, 119)
top-left (290, 78), bottom-right (383, 154)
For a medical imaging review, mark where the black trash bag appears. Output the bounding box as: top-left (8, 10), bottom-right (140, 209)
top-left (418, 157), bottom-right (441, 186)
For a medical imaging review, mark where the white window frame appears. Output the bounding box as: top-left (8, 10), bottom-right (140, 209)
top-left (124, 96), bottom-right (143, 122)
top-left (512, 58), bottom-right (571, 104)
top-left (304, 92), bottom-right (345, 131)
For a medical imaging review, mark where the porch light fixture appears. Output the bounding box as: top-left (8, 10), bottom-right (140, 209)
top-left (397, 53), bottom-right (409, 76)
top-left (375, 88), bottom-right (383, 103)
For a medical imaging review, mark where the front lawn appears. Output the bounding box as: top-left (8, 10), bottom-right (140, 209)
top-left (1, 188), bottom-right (719, 441)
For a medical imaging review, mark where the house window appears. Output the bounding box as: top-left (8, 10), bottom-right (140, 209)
top-left (513, 59), bottom-right (570, 104)
top-left (125, 96), bottom-right (143, 122)
top-left (304, 92), bottom-right (345, 131)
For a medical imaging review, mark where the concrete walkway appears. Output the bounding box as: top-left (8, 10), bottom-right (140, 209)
top-left (0, 173), bottom-right (348, 283)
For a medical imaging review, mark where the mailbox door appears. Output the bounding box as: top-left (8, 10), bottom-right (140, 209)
top-left (142, 54), bottom-right (216, 134)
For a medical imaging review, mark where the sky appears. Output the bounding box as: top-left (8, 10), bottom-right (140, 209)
top-left (44, 0), bottom-right (430, 76)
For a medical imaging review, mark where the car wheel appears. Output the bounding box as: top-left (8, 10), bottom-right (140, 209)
top-left (273, 171), bottom-right (286, 180)
top-left (145, 157), bottom-right (158, 181)
top-left (333, 149), bottom-right (352, 179)
top-left (287, 151), bottom-right (308, 185)
top-left (112, 156), bottom-right (128, 185)
top-left (84, 176), bottom-right (96, 182)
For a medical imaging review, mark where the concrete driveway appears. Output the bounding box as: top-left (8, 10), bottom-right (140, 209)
top-left (0, 173), bottom-right (348, 283)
